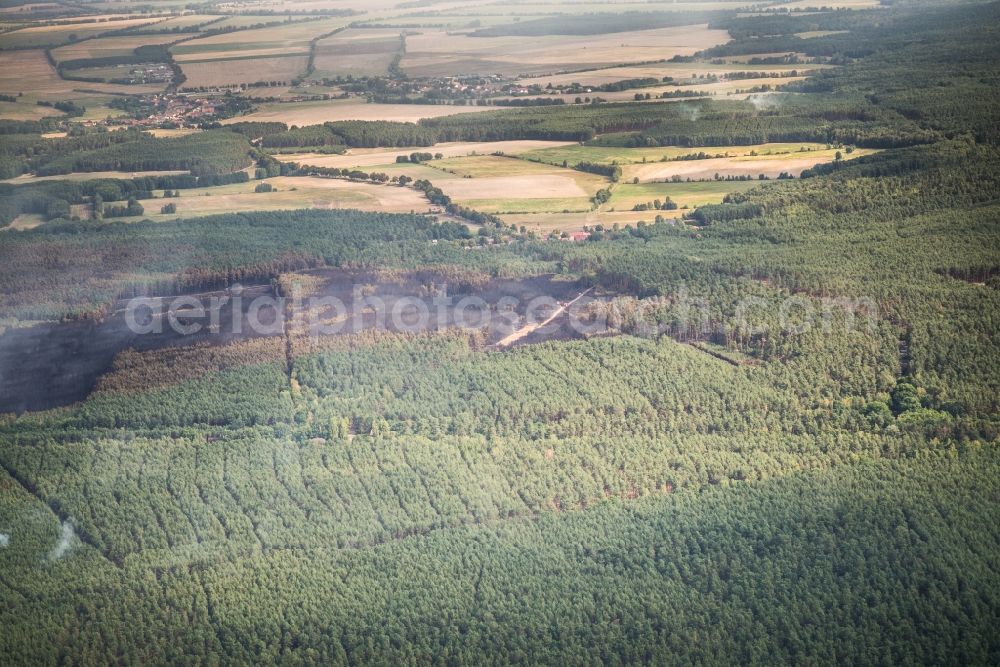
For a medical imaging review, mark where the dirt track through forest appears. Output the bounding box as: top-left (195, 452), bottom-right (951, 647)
top-left (494, 288), bottom-right (593, 348)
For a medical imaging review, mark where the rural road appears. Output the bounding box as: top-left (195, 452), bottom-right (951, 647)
top-left (495, 287), bottom-right (593, 348)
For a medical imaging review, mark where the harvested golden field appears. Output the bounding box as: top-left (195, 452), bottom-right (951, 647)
top-left (0, 49), bottom-right (87, 96)
top-left (352, 13), bottom-right (524, 30)
top-left (345, 161), bottom-right (451, 182)
top-left (171, 16), bottom-right (350, 62)
top-left (0, 3), bottom-right (62, 14)
top-left (795, 30), bottom-right (851, 39)
top-left (426, 155), bottom-right (607, 213)
top-left (522, 142), bottom-right (834, 167)
top-left (4, 214), bottom-right (46, 231)
top-left (605, 180), bottom-right (765, 211)
top-left (42, 12), bottom-right (146, 22)
top-left (145, 128), bottom-right (201, 138)
top-left (683, 76), bottom-right (811, 99)
top-left (224, 99), bottom-right (497, 124)
top-left (216, 0), bottom-right (406, 11)
top-left (767, 0), bottom-right (877, 7)
top-left (502, 209), bottom-right (684, 235)
top-left (133, 176), bottom-right (432, 221)
top-left (0, 49), bottom-right (164, 100)
top-left (132, 14), bottom-right (222, 32)
top-left (179, 55), bottom-right (309, 88)
top-left (208, 15), bottom-right (289, 30)
top-left (442, 175), bottom-right (589, 201)
top-left (178, 46), bottom-right (312, 61)
top-left (401, 24), bottom-right (730, 77)
top-left (0, 16), bottom-right (165, 48)
top-left (432, 154), bottom-right (587, 179)
top-left (51, 34), bottom-right (180, 63)
top-left (520, 63), bottom-right (826, 88)
top-left (279, 141), bottom-right (576, 170)
top-left (525, 76), bottom-right (810, 105)
top-left (463, 1), bottom-right (753, 12)
top-left (281, 153), bottom-right (607, 213)
top-left (621, 148), bottom-right (878, 183)
top-left (236, 85), bottom-right (301, 100)
top-left (312, 28), bottom-right (403, 78)
top-left (2, 170), bottom-right (188, 185)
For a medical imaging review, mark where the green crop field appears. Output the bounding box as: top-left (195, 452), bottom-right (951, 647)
top-left (0, 16), bottom-right (164, 48)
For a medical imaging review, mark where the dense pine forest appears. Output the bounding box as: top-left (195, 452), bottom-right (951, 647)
top-left (0, 0), bottom-right (998, 664)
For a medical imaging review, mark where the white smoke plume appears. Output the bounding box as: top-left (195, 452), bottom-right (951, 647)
top-left (48, 520), bottom-right (75, 559)
top-left (0, 533), bottom-right (9, 547)
top-left (677, 103), bottom-right (701, 121)
top-left (748, 94), bottom-right (783, 111)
